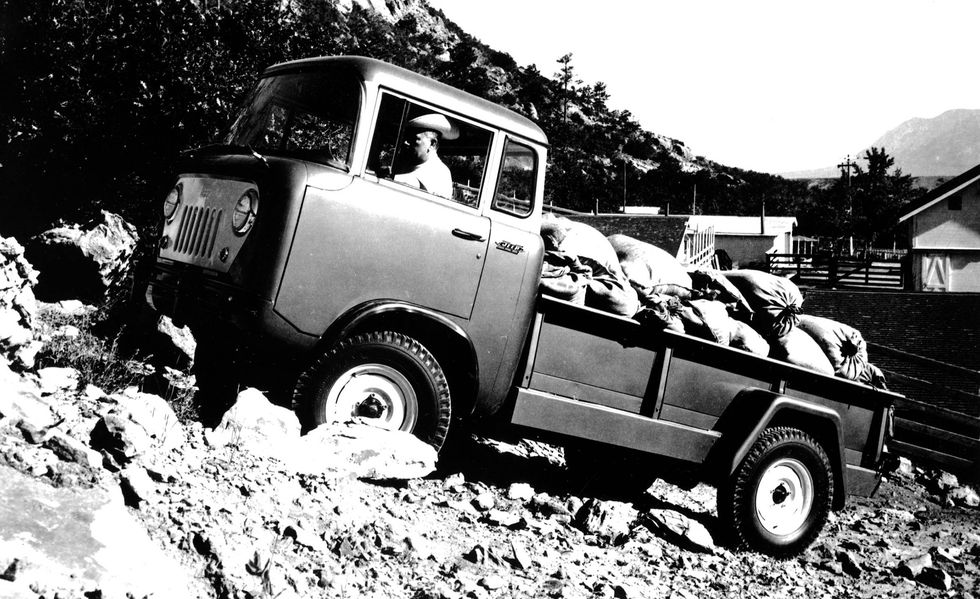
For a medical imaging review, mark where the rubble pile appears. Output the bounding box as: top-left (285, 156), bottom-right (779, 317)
top-left (0, 237), bottom-right (42, 370)
top-left (1, 359), bottom-right (978, 598)
top-left (540, 217), bottom-right (889, 386)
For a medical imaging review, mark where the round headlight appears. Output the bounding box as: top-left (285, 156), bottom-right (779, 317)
top-left (163, 185), bottom-right (181, 221)
top-left (232, 189), bottom-right (258, 235)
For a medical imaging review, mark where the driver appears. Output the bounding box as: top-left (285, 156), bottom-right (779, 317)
top-left (394, 113), bottom-right (457, 199)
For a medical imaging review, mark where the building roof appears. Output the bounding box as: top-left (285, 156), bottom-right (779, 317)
top-left (898, 162), bottom-right (980, 223)
top-left (571, 215), bottom-right (690, 256)
top-left (686, 215), bottom-right (797, 236)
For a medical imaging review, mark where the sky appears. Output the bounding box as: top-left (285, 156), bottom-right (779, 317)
top-left (425, 0), bottom-right (980, 174)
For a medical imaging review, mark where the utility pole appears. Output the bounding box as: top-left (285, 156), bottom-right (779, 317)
top-left (622, 158), bottom-right (627, 213)
top-left (837, 155), bottom-right (859, 256)
top-left (691, 184), bottom-right (697, 214)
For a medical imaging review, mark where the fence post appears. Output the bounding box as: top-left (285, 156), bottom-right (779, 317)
top-left (828, 257), bottom-right (838, 286)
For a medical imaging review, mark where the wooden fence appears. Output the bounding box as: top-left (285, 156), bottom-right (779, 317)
top-left (872, 349), bottom-right (980, 477)
top-left (768, 254), bottom-right (907, 289)
top-left (682, 225), bottom-right (715, 269)
top-left (888, 389), bottom-right (980, 477)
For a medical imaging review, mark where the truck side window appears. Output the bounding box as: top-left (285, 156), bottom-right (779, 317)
top-left (493, 139), bottom-right (537, 217)
top-left (368, 93), bottom-right (492, 207)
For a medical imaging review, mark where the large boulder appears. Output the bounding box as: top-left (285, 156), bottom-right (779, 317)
top-left (0, 465), bottom-right (199, 597)
top-left (0, 364), bottom-right (56, 431)
top-left (205, 388), bottom-right (301, 458)
top-left (90, 388), bottom-right (185, 465)
top-left (574, 498), bottom-right (638, 545)
top-left (289, 420), bottom-right (438, 480)
top-left (0, 237), bottom-right (40, 369)
top-left (26, 211), bottom-right (138, 303)
top-left (644, 509), bottom-right (716, 553)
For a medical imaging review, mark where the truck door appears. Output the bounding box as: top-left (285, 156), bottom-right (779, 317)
top-left (276, 95), bottom-right (494, 332)
top-left (467, 138), bottom-right (547, 413)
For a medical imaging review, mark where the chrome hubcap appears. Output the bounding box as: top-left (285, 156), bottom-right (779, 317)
top-left (323, 364), bottom-right (417, 431)
top-left (755, 458), bottom-right (813, 537)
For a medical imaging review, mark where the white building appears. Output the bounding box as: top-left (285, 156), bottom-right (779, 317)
top-left (898, 163), bottom-right (980, 292)
top-left (686, 215), bottom-right (797, 268)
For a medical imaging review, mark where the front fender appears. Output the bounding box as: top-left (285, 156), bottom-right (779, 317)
top-left (314, 299), bottom-right (480, 416)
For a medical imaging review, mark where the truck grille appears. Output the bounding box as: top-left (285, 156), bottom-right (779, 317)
top-left (174, 206), bottom-right (223, 259)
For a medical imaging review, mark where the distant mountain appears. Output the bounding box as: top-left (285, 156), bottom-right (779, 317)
top-left (784, 109), bottom-right (980, 179)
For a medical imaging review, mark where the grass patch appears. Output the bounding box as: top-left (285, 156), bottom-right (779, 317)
top-left (34, 302), bottom-right (200, 422)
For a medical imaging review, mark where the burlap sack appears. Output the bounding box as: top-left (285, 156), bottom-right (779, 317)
top-left (797, 314), bottom-right (868, 381)
top-left (633, 294), bottom-right (684, 333)
top-left (633, 282), bottom-right (696, 310)
top-left (560, 220), bottom-right (625, 277)
top-left (857, 363), bottom-right (888, 390)
top-left (586, 274), bottom-right (640, 317)
top-left (675, 304), bottom-right (714, 341)
top-left (689, 270), bottom-right (754, 319)
top-left (730, 321), bottom-right (770, 356)
top-left (722, 270), bottom-right (803, 338)
top-left (768, 327), bottom-right (835, 375)
top-left (540, 251), bottom-right (589, 305)
top-left (540, 212), bottom-right (569, 252)
top-left (608, 234), bottom-right (693, 290)
top-left (688, 299), bottom-right (735, 346)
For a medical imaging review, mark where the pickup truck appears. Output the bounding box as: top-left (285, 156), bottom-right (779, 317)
top-left (146, 55), bottom-right (897, 557)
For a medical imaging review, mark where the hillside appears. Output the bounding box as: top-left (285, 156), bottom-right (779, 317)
top-left (0, 0), bottom-right (810, 237)
top-left (784, 109), bottom-right (980, 179)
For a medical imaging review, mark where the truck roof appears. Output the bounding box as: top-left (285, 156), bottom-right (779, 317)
top-left (265, 55), bottom-right (549, 146)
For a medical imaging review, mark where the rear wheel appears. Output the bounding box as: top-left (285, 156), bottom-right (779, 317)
top-left (718, 426), bottom-right (833, 558)
top-left (292, 331), bottom-right (451, 450)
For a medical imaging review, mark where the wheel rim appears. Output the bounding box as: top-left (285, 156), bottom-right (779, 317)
top-left (322, 364), bottom-right (418, 431)
top-left (755, 457), bottom-right (814, 537)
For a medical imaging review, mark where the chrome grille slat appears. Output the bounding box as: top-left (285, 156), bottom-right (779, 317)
top-left (175, 206), bottom-right (191, 252)
top-left (173, 205), bottom-right (220, 259)
top-left (206, 210), bottom-right (223, 257)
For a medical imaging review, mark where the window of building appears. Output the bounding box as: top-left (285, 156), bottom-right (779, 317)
top-left (948, 195), bottom-right (962, 210)
top-left (367, 93), bottom-right (492, 206)
top-left (492, 139), bottom-right (537, 217)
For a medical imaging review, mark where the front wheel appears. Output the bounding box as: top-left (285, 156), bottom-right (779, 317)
top-left (292, 331), bottom-right (451, 450)
top-left (717, 427), bottom-right (833, 558)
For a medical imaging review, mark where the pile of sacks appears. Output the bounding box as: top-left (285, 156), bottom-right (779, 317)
top-left (540, 215), bottom-right (887, 388)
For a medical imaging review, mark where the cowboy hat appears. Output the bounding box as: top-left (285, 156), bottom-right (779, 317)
top-left (406, 113), bottom-right (460, 140)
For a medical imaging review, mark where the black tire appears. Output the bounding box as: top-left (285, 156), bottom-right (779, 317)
top-left (717, 426), bottom-right (833, 558)
top-left (292, 331), bottom-right (451, 450)
top-left (563, 443), bottom-right (657, 499)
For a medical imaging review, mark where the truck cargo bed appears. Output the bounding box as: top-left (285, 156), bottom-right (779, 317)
top-left (511, 296), bottom-right (898, 492)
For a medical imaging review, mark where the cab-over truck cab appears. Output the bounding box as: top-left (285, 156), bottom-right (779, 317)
top-left (148, 56), bottom-right (547, 446)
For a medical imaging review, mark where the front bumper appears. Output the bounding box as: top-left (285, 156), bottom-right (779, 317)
top-left (146, 260), bottom-right (268, 330)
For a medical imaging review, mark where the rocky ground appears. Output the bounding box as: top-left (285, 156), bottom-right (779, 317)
top-left (1, 345), bottom-right (978, 599)
top-left (0, 232), bottom-right (978, 599)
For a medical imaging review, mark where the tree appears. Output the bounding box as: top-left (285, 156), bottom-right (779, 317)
top-left (553, 53), bottom-right (581, 131)
top-left (851, 147), bottom-right (921, 249)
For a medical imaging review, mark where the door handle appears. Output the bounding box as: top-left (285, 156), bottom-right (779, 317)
top-left (452, 228), bottom-right (485, 242)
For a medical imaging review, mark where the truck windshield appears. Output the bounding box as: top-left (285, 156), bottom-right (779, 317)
top-left (223, 70), bottom-right (359, 170)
